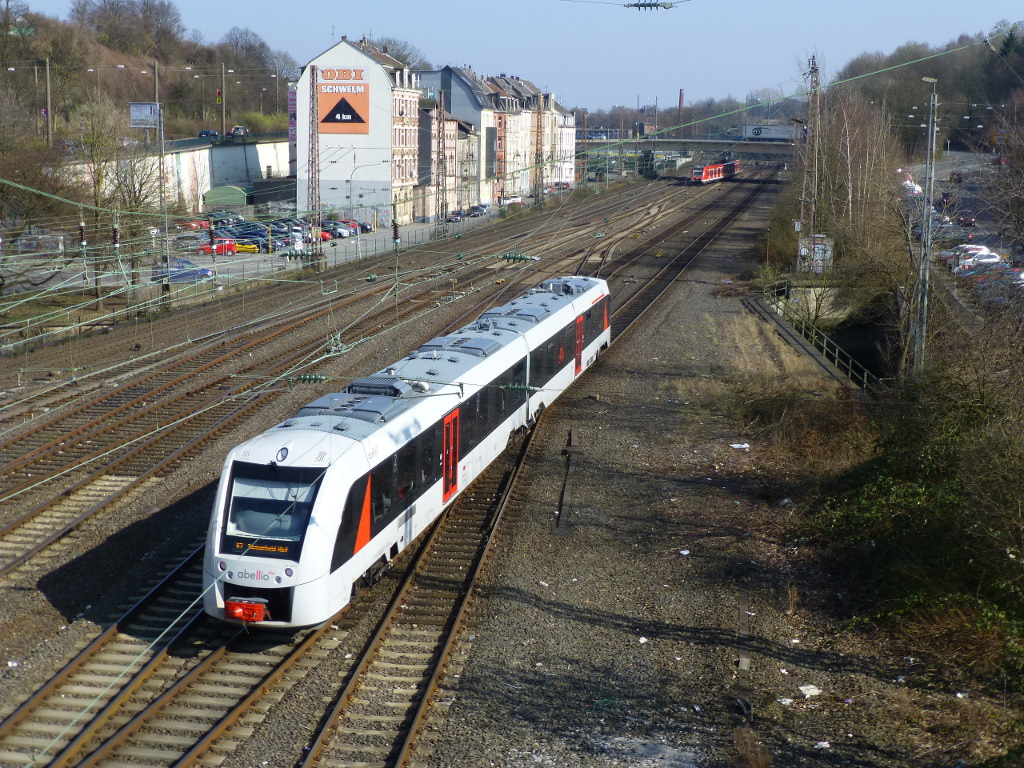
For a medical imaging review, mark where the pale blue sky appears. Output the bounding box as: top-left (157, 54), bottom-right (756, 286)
top-left (23, 0), bottom-right (1024, 111)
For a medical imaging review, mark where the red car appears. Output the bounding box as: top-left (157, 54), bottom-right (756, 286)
top-left (176, 218), bottom-right (210, 230)
top-left (197, 237), bottom-right (236, 255)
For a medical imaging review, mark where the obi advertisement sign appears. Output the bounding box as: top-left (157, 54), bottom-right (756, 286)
top-left (317, 68), bottom-right (369, 134)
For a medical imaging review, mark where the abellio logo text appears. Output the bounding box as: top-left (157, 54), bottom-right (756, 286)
top-left (238, 570), bottom-right (274, 581)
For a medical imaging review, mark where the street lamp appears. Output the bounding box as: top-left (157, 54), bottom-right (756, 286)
top-left (347, 159), bottom-right (390, 230)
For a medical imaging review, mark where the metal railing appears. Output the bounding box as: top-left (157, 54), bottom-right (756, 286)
top-left (762, 284), bottom-right (880, 391)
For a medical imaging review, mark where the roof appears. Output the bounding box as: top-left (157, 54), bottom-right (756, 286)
top-left (204, 185), bottom-right (253, 206)
top-left (269, 277), bottom-right (602, 444)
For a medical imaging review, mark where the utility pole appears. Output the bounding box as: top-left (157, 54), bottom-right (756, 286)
top-left (221, 62), bottom-right (227, 136)
top-left (307, 65), bottom-right (323, 270)
top-left (808, 55), bottom-right (819, 238)
top-left (435, 90), bottom-right (449, 234)
top-left (914, 77), bottom-right (939, 376)
top-left (796, 56), bottom-right (819, 266)
top-left (44, 57), bottom-right (52, 147)
top-left (534, 92), bottom-right (545, 204)
top-left (580, 110), bottom-right (589, 186)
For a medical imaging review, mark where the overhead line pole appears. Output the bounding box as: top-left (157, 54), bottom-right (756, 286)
top-left (914, 77), bottom-right (938, 376)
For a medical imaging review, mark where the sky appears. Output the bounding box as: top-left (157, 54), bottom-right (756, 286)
top-left (21, 0), bottom-right (1024, 113)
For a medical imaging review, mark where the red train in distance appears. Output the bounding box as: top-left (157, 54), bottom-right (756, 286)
top-left (691, 159), bottom-right (740, 184)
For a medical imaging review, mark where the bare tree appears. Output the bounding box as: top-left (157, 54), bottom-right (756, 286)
top-left (138, 0), bottom-right (183, 59)
top-left (220, 26), bottom-right (271, 68)
top-left (984, 89), bottom-right (1024, 256)
top-left (366, 36), bottom-right (431, 69)
top-left (0, 0), bottom-right (30, 66)
top-left (270, 48), bottom-right (299, 81)
top-left (0, 90), bottom-right (84, 297)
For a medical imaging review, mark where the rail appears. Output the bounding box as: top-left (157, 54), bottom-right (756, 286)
top-left (762, 283), bottom-right (880, 391)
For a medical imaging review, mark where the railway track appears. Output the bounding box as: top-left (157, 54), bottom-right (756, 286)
top-left (298, 444), bottom-right (527, 768)
top-left (0, 175), bottom-right (773, 767)
top-left (0, 261), bottom-right (524, 581)
top-left (0, 429), bottom-right (531, 768)
top-left (0, 180), bottom-right (722, 514)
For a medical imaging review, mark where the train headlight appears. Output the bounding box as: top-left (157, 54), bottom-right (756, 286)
top-left (218, 561), bottom-right (227, 571)
top-left (285, 568), bottom-right (294, 577)
top-left (275, 576), bottom-right (282, 583)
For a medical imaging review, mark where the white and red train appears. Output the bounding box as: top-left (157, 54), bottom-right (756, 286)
top-left (691, 159), bottom-right (740, 184)
top-left (203, 276), bottom-right (611, 628)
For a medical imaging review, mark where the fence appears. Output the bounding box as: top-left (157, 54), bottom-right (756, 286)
top-left (762, 284), bottom-right (880, 391)
top-left (0, 215), bottom-right (488, 355)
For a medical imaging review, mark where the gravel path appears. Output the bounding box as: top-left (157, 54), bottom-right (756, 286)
top-left (412, 188), bottom-right (1019, 767)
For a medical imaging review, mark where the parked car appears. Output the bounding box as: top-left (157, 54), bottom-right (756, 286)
top-left (939, 244), bottom-right (991, 269)
top-left (233, 240), bottom-right (260, 253)
top-left (175, 217), bottom-right (209, 231)
top-left (447, 212), bottom-right (464, 223)
top-left (151, 258), bottom-right (215, 283)
top-left (198, 130), bottom-right (219, 139)
top-left (334, 218), bottom-right (372, 234)
top-left (207, 209), bottom-right (245, 225)
top-left (197, 237), bottom-right (237, 256)
top-left (953, 251), bottom-right (1002, 274)
top-left (321, 221), bottom-right (352, 238)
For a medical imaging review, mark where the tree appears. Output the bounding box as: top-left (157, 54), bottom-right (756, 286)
top-left (0, 0), bottom-right (31, 66)
top-left (983, 89), bottom-right (1024, 258)
top-left (138, 0), bottom-right (184, 59)
top-left (366, 36), bottom-right (431, 69)
top-left (0, 89), bottom-right (84, 297)
top-left (219, 26), bottom-right (271, 68)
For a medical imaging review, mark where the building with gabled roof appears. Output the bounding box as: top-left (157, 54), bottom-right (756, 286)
top-left (294, 36), bottom-right (420, 226)
top-left (417, 66), bottom-right (576, 206)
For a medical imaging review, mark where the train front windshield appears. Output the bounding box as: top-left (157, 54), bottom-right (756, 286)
top-left (220, 461), bottom-right (322, 560)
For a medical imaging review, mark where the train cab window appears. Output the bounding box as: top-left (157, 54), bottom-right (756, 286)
top-left (221, 462), bottom-right (321, 559)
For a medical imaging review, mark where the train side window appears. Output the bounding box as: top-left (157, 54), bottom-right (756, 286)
top-left (462, 391), bottom-right (481, 451)
top-left (370, 456), bottom-right (395, 521)
top-left (395, 440), bottom-right (418, 505)
top-left (418, 423), bottom-right (438, 484)
top-left (478, 383), bottom-right (492, 437)
top-left (512, 359), bottom-right (527, 400)
top-left (331, 474), bottom-right (368, 571)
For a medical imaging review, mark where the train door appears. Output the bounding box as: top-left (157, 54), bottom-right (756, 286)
top-left (442, 409), bottom-right (460, 502)
top-left (574, 315), bottom-right (585, 375)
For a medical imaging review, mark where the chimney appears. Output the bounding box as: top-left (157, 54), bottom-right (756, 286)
top-left (383, 45), bottom-right (389, 54)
